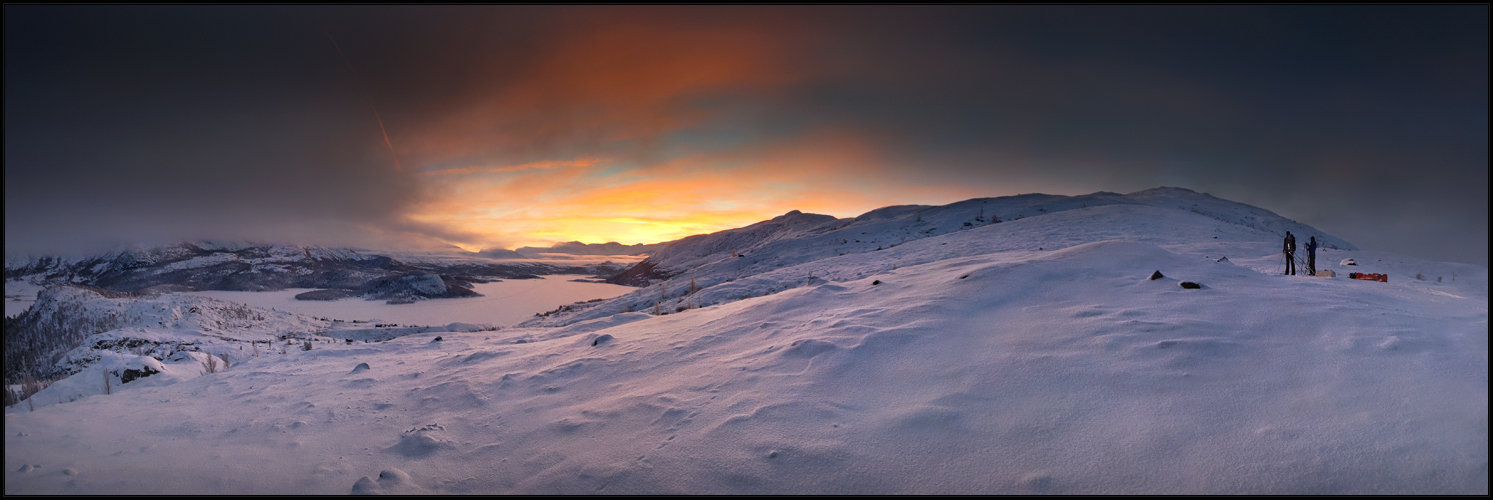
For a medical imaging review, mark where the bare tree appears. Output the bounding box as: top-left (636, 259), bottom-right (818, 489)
top-left (200, 354), bottom-right (219, 375)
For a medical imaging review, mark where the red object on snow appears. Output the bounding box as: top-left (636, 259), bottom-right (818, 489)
top-left (1348, 272), bottom-right (1388, 283)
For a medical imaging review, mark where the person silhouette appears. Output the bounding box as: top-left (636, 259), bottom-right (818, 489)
top-left (1305, 236), bottom-right (1318, 276)
top-left (1283, 231), bottom-right (1296, 276)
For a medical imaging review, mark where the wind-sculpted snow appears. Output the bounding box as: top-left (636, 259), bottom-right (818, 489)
top-left (4, 188), bottom-right (1485, 494)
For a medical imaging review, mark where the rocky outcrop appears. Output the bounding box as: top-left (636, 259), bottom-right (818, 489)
top-left (605, 260), bottom-right (669, 287)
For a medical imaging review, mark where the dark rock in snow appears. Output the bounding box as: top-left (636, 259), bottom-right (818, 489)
top-left (1149, 270), bottom-right (1165, 280)
top-left (120, 366), bottom-right (158, 384)
top-left (606, 259), bottom-right (669, 287)
top-left (1179, 281), bottom-right (1202, 289)
top-left (592, 334), bottom-right (614, 346)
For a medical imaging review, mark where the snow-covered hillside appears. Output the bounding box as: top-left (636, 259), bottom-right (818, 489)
top-left (2, 285), bottom-right (331, 388)
top-left (605, 187), bottom-right (1353, 288)
top-left (4, 188), bottom-right (1486, 494)
top-left (544, 188), bottom-right (1362, 328)
top-left (2, 284), bottom-right (506, 411)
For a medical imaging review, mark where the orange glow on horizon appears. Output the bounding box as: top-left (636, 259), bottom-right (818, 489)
top-left (381, 14), bottom-right (987, 252)
top-left (405, 140), bottom-right (983, 251)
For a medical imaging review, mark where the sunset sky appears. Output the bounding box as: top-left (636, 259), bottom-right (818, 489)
top-left (5, 6), bottom-right (1488, 265)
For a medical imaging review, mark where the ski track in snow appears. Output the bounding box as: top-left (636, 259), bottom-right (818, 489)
top-left (4, 197), bottom-right (1487, 495)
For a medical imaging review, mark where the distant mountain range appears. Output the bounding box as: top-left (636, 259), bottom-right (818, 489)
top-left (4, 242), bottom-right (628, 304)
top-left (475, 241), bottom-right (666, 259)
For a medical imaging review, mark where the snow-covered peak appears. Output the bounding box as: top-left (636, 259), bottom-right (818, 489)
top-left (641, 210), bottom-right (841, 270)
top-left (1126, 185), bottom-right (1203, 197)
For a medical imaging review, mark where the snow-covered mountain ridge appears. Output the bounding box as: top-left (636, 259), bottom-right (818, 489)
top-left (543, 187), bottom-right (1357, 326)
top-left (628, 187), bottom-right (1354, 283)
top-left (6, 242), bottom-right (374, 276)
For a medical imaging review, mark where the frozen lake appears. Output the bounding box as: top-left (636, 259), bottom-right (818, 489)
top-left (178, 275), bottom-right (635, 327)
top-left (4, 281), bottom-right (44, 318)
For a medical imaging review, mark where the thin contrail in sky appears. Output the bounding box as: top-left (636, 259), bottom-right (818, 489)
top-left (327, 32), bottom-right (404, 173)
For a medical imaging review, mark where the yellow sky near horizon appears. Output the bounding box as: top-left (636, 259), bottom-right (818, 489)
top-left (404, 148), bottom-right (986, 251)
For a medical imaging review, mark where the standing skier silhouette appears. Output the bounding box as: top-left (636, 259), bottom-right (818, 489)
top-left (1283, 231), bottom-right (1296, 276)
top-left (1305, 236), bottom-right (1318, 276)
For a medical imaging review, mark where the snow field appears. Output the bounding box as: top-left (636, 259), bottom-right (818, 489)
top-left (6, 231), bottom-right (1485, 493)
top-left (4, 190), bottom-right (1486, 494)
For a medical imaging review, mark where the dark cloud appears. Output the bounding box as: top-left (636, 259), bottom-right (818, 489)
top-left (4, 6), bottom-right (470, 254)
top-left (5, 6), bottom-right (1486, 265)
top-left (773, 6), bottom-right (1489, 265)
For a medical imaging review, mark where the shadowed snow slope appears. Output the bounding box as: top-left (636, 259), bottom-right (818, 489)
top-left (4, 189), bottom-right (1487, 494)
